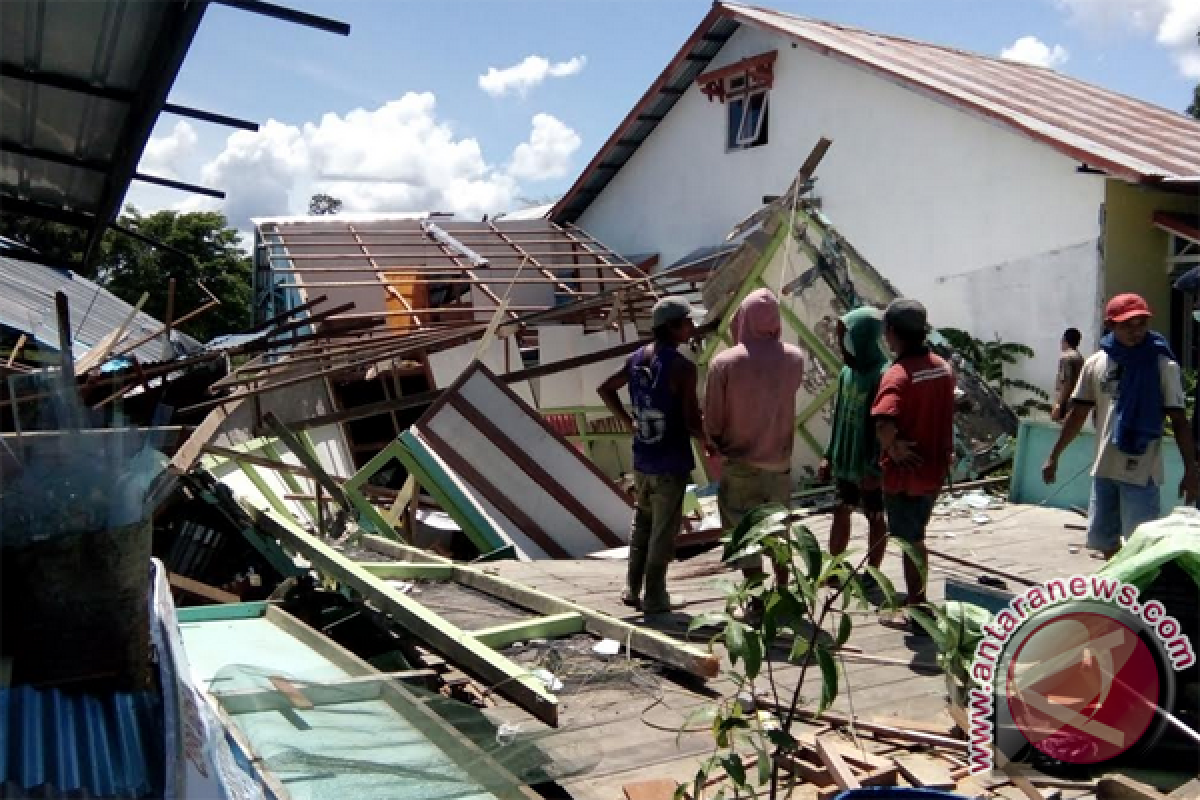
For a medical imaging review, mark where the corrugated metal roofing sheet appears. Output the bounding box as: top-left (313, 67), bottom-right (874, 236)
top-left (0, 686), bottom-right (163, 797)
top-left (0, 255), bottom-right (200, 362)
top-left (552, 1), bottom-right (1200, 224)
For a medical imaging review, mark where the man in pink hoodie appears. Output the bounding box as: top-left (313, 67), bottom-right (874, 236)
top-left (705, 289), bottom-right (806, 619)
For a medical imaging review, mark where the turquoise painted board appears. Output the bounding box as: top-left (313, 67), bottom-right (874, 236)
top-left (1010, 419), bottom-right (1187, 512)
top-left (179, 610), bottom-right (520, 800)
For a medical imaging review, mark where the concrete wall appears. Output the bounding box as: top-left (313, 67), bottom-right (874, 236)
top-left (576, 21), bottom-right (1107, 396)
top-left (1103, 181), bottom-right (1199, 336)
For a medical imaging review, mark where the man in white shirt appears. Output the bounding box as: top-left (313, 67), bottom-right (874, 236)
top-left (1042, 293), bottom-right (1199, 559)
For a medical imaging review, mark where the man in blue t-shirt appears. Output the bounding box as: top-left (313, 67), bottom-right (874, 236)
top-left (598, 297), bottom-right (705, 615)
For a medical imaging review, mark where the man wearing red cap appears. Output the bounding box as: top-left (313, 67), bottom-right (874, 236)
top-left (1043, 293), bottom-right (1199, 559)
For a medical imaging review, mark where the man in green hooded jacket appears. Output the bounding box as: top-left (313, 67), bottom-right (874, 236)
top-left (818, 307), bottom-right (889, 585)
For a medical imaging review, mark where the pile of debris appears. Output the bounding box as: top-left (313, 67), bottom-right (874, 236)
top-left (1, 152), bottom-right (1041, 800)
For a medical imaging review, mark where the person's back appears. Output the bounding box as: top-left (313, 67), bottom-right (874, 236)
top-left (871, 298), bottom-right (955, 616)
top-left (706, 288), bottom-right (805, 612)
top-left (706, 289), bottom-right (805, 471)
top-left (875, 349), bottom-right (957, 494)
top-left (1052, 327), bottom-right (1085, 422)
top-left (628, 342), bottom-right (694, 476)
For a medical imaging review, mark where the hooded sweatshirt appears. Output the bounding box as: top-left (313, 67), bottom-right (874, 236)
top-left (704, 289), bottom-right (806, 471)
top-left (827, 307), bottom-right (888, 482)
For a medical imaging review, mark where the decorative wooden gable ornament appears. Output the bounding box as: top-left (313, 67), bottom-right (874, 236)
top-left (697, 51), bottom-right (777, 103)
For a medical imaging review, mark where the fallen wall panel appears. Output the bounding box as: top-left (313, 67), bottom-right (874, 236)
top-left (414, 362), bottom-right (633, 560)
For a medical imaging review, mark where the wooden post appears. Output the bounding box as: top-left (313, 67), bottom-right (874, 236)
top-left (161, 278), bottom-right (176, 360)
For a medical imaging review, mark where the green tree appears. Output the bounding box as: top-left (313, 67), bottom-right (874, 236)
top-left (309, 192), bottom-right (343, 215)
top-left (1188, 83), bottom-right (1199, 120)
top-left (101, 207), bottom-right (252, 341)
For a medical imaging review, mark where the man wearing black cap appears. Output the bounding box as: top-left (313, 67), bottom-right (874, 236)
top-left (870, 299), bottom-right (956, 619)
top-left (598, 296), bottom-right (705, 616)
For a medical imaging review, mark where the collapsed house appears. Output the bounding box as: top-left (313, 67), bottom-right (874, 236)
top-left (4, 0), bottom-right (1197, 796)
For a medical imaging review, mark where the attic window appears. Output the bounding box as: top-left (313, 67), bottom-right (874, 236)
top-left (728, 90), bottom-right (769, 150)
top-left (697, 51), bottom-right (776, 151)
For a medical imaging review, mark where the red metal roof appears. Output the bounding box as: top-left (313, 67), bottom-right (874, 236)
top-left (552, 1), bottom-right (1200, 224)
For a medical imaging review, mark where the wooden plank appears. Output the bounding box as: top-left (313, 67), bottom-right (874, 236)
top-left (74, 291), bottom-right (149, 374)
top-left (268, 675), bottom-right (314, 709)
top-left (241, 500), bottom-right (560, 725)
top-left (781, 706), bottom-right (969, 752)
top-left (815, 737), bottom-right (861, 790)
top-left (472, 612), bottom-right (586, 648)
top-left (1099, 776), bottom-right (1168, 800)
top-left (359, 535), bottom-right (718, 678)
top-left (777, 751), bottom-right (834, 787)
top-left (359, 563), bottom-right (457, 580)
top-left (894, 753), bottom-right (957, 789)
top-left (1169, 779), bottom-right (1200, 800)
top-left (6, 333), bottom-right (27, 367)
top-left (264, 412), bottom-right (353, 514)
top-left (168, 572), bottom-right (240, 604)
top-left (622, 779), bottom-right (677, 800)
top-left (797, 732), bottom-right (891, 772)
top-left (172, 395), bottom-right (247, 473)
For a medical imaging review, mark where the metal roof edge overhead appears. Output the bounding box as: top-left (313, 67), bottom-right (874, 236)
top-left (82, 0), bottom-right (211, 264)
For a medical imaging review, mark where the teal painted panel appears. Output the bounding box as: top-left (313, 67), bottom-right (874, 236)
top-left (176, 602), bottom-right (269, 624)
top-left (1010, 419), bottom-right (1186, 512)
top-left (179, 614), bottom-right (511, 800)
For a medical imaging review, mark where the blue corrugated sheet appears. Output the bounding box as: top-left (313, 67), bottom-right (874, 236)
top-left (0, 685), bottom-right (164, 797)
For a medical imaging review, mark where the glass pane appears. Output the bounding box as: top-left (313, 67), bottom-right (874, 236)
top-left (727, 96), bottom-right (746, 149)
top-left (738, 91), bottom-right (767, 145)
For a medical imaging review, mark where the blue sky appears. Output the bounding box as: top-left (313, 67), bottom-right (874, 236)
top-left (126, 0), bottom-right (1200, 229)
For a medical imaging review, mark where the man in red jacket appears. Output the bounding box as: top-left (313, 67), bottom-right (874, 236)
top-left (870, 299), bottom-right (955, 620)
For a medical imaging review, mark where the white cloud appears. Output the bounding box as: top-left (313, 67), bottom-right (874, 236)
top-left (1056, 0), bottom-right (1200, 78)
top-left (478, 55), bottom-right (586, 97)
top-left (139, 120), bottom-right (198, 179)
top-left (189, 93), bottom-right (580, 231)
top-left (508, 113), bottom-right (582, 181)
top-left (1001, 35), bottom-right (1070, 68)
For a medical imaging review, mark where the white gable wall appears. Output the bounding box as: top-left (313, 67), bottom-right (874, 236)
top-left (576, 22), bottom-right (1108, 395)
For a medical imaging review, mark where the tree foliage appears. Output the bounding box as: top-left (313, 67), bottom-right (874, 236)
top-left (309, 192), bottom-right (343, 215)
top-left (938, 327), bottom-right (1049, 416)
top-left (1188, 83), bottom-right (1200, 121)
top-left (0, 206), bottom-right (252, 342)
top-left (102, 208), bottom-right (252, 341)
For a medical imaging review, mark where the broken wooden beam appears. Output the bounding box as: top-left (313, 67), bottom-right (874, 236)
top-left (169, 572), bottom-right (240, 604)
top-left (263, 412), bottom-right (354, 516)
top-left (779, 706), bottom-right (969, 753)
top-left (893, 753), bottom-right (957, 789)
top-left (241, 499), bottom-right (560, 725)
top-left (815, 736), bottom-right (861, 790)
top-left (360, 534), bottom-right (720, 678)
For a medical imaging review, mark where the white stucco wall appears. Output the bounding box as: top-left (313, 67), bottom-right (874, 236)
top-left (576, 22), bottom-right (1107, 395)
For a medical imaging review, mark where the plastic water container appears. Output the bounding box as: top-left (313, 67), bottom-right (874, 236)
top-left (836, 790), bottom-right (969, 800)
